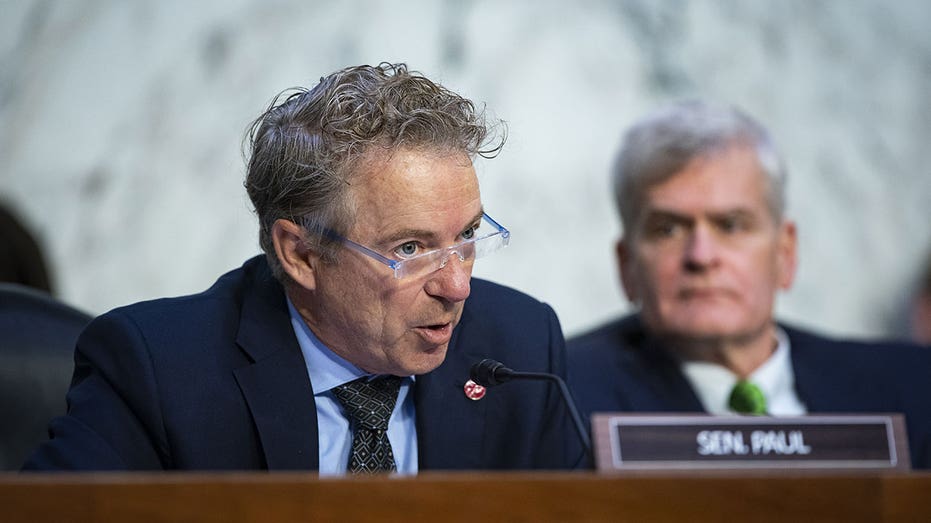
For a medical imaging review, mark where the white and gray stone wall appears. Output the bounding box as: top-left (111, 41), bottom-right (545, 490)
top-left (2, 0), bottom-right (929, 339)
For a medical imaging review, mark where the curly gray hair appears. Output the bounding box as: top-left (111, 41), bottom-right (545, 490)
top-left (244, 62), bottom-right (505, 279)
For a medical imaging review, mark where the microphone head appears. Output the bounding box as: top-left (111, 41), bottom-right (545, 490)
top-left (470, 358), bottom-right (508, 387)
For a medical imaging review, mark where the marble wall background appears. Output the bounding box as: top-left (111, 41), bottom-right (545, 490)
top-left (2, 0), bottom-right (930, 339)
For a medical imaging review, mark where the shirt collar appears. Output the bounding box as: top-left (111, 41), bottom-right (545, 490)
top-left (680, 326), bottom-right (795, 414)
top-left (286, 297), bottom-right (368, 395)
top-left (750, 325), bottom-right (793, 404)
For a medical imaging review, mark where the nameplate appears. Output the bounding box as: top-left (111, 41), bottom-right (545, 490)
top-left (592, 413), bottom-right (910, 471)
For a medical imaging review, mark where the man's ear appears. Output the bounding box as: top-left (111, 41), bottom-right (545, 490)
top-left (271, 218), bottom-right (318, 290)
top-left (616, 237), bottom-right (639, 303)
top-left (777, 219), bottom-right (798, 290)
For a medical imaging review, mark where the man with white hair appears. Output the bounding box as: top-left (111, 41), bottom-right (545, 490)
top-left (568, 100), bottom-right (931, 469)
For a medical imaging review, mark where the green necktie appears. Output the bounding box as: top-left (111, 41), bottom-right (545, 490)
top-left (728, 380), bottom-right (768, 415)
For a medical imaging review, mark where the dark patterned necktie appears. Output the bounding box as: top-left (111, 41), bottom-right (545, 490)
top-left (332, 376), bottom-right (402, 473)
top-left (728, 380), bottom-right (768, 415)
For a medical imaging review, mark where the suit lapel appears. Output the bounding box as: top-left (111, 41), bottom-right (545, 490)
top-left (637, 344), bottom-right (706, 412)
top-left (788, 328), bottom-right (860, 412)
top-left (622, 317), bottom-right (705, 412)
top-left (790, 330), bottom-right (821, 409)
top-left (415, 305), bottom-right (487, 470)
top-left (232, 268), bottom-right (318, 470)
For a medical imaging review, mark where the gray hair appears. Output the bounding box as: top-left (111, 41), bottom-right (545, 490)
top-left (244, 62), bottom-right (505, 280)
top-left (612, 100), bottom-right (786, 234)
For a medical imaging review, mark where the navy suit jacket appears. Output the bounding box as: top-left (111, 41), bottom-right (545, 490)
top-left (567, 315), bottom-right (931, 469)
top-left (25, 256), bottom-right (582, 471)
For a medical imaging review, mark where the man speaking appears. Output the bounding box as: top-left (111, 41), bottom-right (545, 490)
top-left (25, 63), bottom-right (583, 472)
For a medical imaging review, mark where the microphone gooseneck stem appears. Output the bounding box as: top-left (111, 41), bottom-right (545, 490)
top-left (506, 370), bottom-right (593, 461)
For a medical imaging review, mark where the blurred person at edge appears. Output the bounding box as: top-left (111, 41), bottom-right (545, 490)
top-left (0, 203), bottom-right (53, 294)
top-left (909, 251), bottom-right (931, 346)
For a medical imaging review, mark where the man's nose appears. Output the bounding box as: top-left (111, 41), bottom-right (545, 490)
top-left (425, 252), bottom-right (471, 302)
top-left (683, 226), bottom-right (719, 271)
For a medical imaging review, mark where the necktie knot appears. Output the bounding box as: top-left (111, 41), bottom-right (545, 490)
top-left (728, 380), bottom-right (767, 415)
top-left (333, 376), bottom-right (401, 430)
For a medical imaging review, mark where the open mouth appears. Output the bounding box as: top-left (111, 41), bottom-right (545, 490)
top-left (414, 322), bottom-right (453, 344)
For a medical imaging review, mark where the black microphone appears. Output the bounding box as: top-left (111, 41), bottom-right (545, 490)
top-left (470, 358), bottom-right (592, 462)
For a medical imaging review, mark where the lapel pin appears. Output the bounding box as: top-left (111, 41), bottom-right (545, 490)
top-left (463, 379), bottom-right (486, 401)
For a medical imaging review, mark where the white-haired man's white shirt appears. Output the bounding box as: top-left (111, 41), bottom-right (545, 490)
top-left (681, 326), bottom-right (808, 416)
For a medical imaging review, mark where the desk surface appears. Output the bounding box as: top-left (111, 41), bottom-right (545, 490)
top-left (3, 470), bottom-right (930, 522)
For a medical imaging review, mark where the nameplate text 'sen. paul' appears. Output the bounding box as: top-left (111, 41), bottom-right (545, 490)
top-left (592, 414), bottom-right (909, 471)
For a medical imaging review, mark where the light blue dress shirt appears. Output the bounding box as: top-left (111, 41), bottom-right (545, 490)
top-left (286, 298), bottom-right (418, 475)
